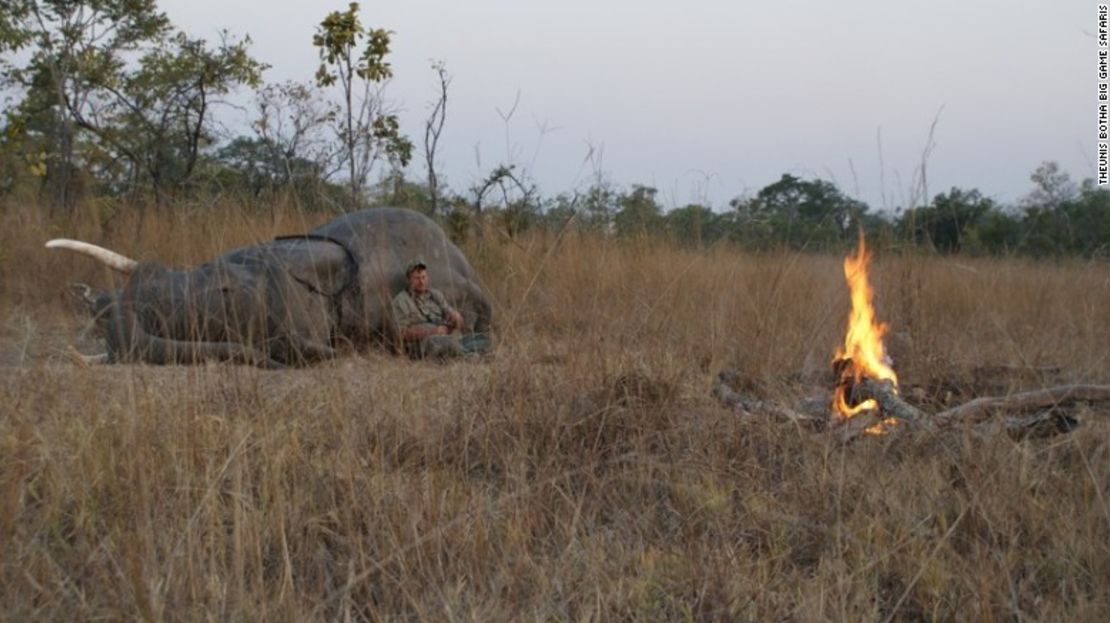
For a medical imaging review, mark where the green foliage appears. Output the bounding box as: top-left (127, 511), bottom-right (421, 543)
top-left (969, 208), bottom-right (1022, 255)
top-left (443, 201), bottom-right (473, 244)
top-left (613, 185), bottom-right (663, 238)
top-left (663, 203), bottom-right (725, 247)
top-left (577, 182), bottom-right (621, 232)
top-left (728, 174), bottom-right (869, 250)
top-left (313, 3), bottom-right (393, 85)
top-left (1024, 161), bottom-right (1077, 212)
top-left (517, 165), bottom-right (1105, 260)
top-left (370, 114), bottom-right (411, 165)
top-left (470, 164), bottom-right (541, 236)
top-left (371, 168), bottom-right (432, 213)
top-left (0, 0), bottom-right (172, 208)
top-left (0, 1), bottom-right (264, 203)
top-left (214, 136), bottom-right (332, 199)
top-left (1068, 180), bottom-right (1110, 257)
top-left (899, 188), bottom-right (996, 253)
top-left (539, 196), bottom-right (577, 230)
top-left (114, 32), bottom-right (265, 195)
top-left (313, 2), bottom-right (411, 206)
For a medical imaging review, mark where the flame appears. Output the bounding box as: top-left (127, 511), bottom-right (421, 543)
top-left (864, 417), bottom-right (899, 435)
top-left (832, 233), bottom-right (897, 425)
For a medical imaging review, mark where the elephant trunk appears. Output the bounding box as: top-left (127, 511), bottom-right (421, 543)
top-left (104, 298), bottom-right (285, 369)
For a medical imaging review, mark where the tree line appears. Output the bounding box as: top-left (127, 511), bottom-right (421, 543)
top-left (2, 1), bottom-right (1107, 257)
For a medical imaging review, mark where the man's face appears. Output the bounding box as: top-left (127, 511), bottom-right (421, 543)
top-left (408, 267), bottom-right (429, 294)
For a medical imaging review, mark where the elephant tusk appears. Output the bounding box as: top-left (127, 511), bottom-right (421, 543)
top-left (66, 346), bottom-right (109, 367)
top-left (46, 239), bottom-right (138, 275)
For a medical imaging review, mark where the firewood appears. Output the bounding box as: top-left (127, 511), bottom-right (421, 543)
top-left (837, 384), bottom-right (1110, 443)
top-left (847, 378), bottom-right (931, 426)
top-left (1001, 411), bottom-right (1082, 440)
top-left (934, 385), bottom-right (1110, 426)
top-left (714, 367), bottom-right (1110, 443)
top-left (833, 410), bottom-right (890, 443)
top-left (712, 371), bottom-right (825, 428)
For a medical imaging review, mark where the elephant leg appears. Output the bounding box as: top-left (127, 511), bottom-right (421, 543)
top-left (106, 304), bottom-right (286, 368)
top-left (288, 336), bottom-right (338, 362)
top-left (465, 280), bottom-right (493, 333)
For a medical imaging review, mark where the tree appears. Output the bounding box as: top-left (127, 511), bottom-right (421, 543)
top-left (540, 192), bottom-right (578, 229)
top-left (898, 187), bottom-right (995, 253)
top-left (974, 208), bottom-right (1022, 255)
top-left (1017, 161), bottom-right (1079, 255)
top-left (371, 168), bottom-right (432, 213)
top-left (1067, 180), bottom-right (1110, 257)
top-left (0, 2), bottom-right (264, 204)
top-left (104, 32), bottom-right (265, 198)
top-left (224, 80), bottom-right (344, 209)
top-left (0, 0), bottom-right (171, 210)
top-left (613, 185), bottom-right (662, 238)
top-left (213, 136), bottom-right (331, 203)
top-left (729, 174), bottom-right (869, 250)
top-left (663, 203), bottom-right (722, 247)
top-left (423, 61), bottom-right (449, 216)
top-left (1023, 161), bottom-right (1077, 213)
top-left (313, 2), bottom-right (412, 208)
top-left (576, 180), bottom-right (619, 233)
top-left (469, 164), bottom-right (539, 236)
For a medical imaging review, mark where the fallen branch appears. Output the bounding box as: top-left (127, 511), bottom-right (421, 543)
top-left (1001, 411), bottom-right (1082, 440)
top-left (934, 385), bottom-right (1110, 426)
top-left (712, 374), bottom-right (823, 428)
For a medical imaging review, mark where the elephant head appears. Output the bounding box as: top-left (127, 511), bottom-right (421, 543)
top-left (47, 237), bottom-right (351, 368)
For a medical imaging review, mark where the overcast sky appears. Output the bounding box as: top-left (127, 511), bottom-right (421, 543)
top-left (160, 0), bottom-right (1092, 213)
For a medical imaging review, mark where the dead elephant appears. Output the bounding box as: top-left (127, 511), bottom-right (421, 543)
top-left (48, 207), bottom-right (493, 368)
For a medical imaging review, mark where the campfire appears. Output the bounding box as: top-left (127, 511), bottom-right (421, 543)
top-left (711, 232), bottom-right (1110, 443)
top-left (831, 233), bottom-right (900, 435)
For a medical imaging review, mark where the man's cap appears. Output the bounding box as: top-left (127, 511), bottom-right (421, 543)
top-left (405, 259), bottom-right (428, 276)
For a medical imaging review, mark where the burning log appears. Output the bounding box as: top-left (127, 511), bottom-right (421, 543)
top-left (835, 383), bottom-right (1110, 443)
top-left (845, 378), bottom-right (929, 425)
top-left (837, 384), bottom-right (1110, 443)
top-left (828, 233), bottom-right (913, 437)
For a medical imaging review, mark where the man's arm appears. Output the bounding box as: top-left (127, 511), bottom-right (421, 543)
top-left (393, 291), bottom-right (450, 341)
top-left (431, 289), bottom-right (464, 332)
top-left (401, 323), bottom-right (449, 340)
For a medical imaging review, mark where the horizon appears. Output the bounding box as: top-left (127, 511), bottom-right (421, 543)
top-left (153, 1), bottom-right (1092, 212)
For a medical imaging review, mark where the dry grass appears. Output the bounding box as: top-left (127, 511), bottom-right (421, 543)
top-left (2, 200), bottom-right (1109, 621)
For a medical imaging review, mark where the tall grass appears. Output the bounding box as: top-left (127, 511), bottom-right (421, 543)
top-left (1, 200), bottom-right (1109, 620)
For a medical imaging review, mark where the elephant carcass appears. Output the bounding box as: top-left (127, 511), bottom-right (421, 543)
top-left (48, 207), bottom-right (493, 367)
top-left (309, 206), bottom-right (492, 342)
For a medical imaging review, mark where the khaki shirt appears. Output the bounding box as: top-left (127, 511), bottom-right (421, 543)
top-left (392, 287), bottom-right (457, 331)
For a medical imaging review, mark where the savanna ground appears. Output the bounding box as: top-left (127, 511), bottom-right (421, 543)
top-left (1, 201), bottom-right (1109, 621)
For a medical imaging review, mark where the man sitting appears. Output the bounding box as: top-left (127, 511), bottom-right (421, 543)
top-left (392, 260), bottom-right (490, 359)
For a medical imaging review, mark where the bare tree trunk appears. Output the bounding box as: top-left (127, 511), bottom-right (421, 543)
top-left (424, 62), bottom-right (450, 216)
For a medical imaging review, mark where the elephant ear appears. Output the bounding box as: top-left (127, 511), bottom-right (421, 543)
top-left (269, 238), bottom-right (353, 297)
